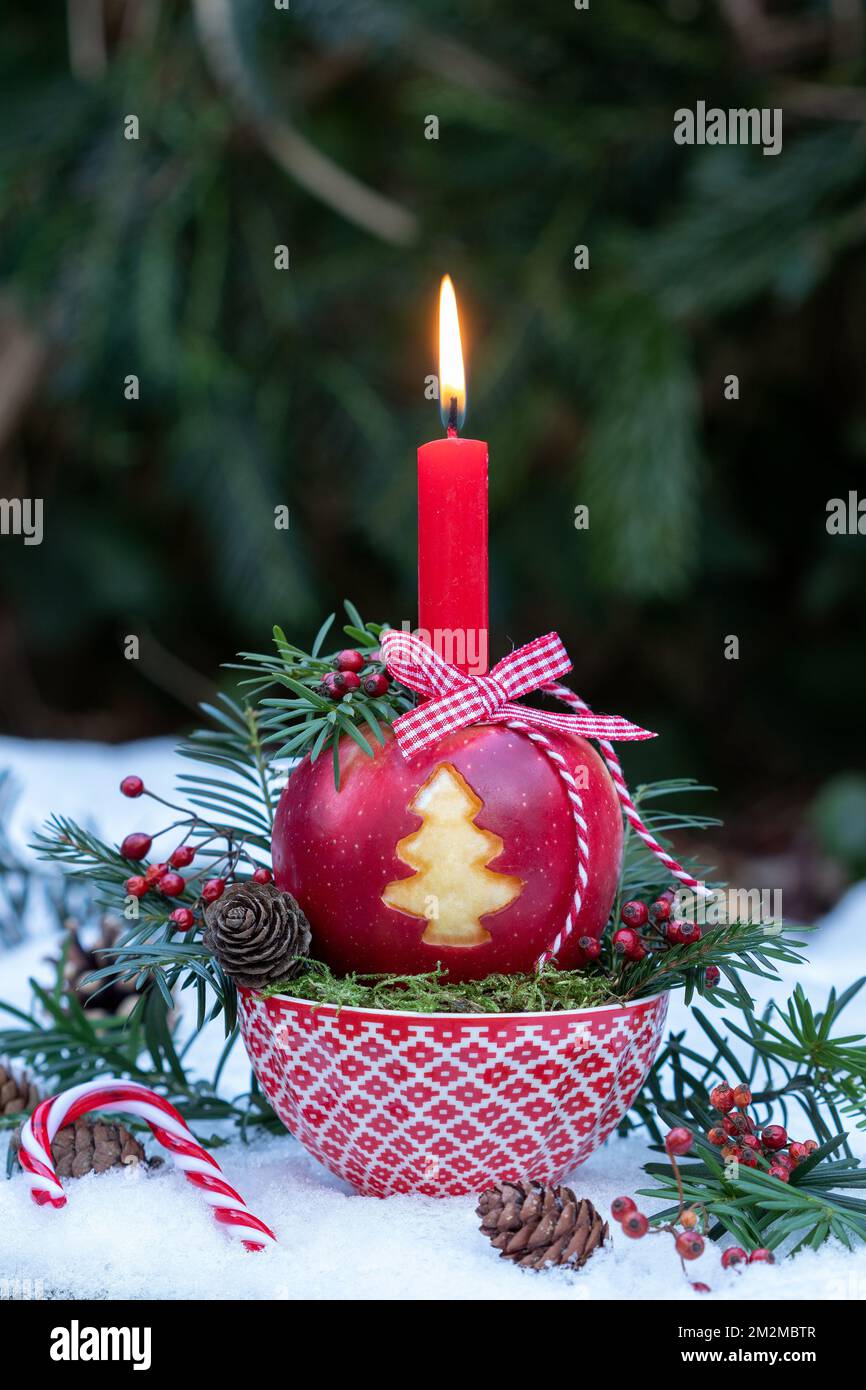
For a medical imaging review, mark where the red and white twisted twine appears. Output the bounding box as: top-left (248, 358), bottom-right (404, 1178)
top-left (18, 1079), bottom-right (277, 1252)
top-left (380, 629), bottom-right (709, 970)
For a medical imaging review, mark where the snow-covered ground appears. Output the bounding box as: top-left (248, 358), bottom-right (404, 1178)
top-left (1, 735), bottom-right (865, 1301)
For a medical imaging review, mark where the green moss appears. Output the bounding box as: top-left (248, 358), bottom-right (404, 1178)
top-left (260, 958), bottom-right (619, 1013)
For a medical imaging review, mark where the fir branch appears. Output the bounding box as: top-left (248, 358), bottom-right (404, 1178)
top-left (638, 1105), bottom-right (866, 1253)
top-left (233, 599), bottom-right (414, 786)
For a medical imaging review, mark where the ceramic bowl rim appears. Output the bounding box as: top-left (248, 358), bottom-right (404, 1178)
top-left (239, 985), bottom-right (667, 1024)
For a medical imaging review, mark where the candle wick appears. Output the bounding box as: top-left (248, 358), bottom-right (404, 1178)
top-left (446, 395), bottom-right (459, 438)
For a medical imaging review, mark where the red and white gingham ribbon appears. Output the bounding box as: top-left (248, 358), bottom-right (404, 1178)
top-left (380, 629), bottom-right (708, 967)
top-left (380, 629), bottom-right (654, 759)
top-left (17, 1079), bottom-right (277, 1252)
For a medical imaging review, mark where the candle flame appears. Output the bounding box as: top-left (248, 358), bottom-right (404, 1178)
top-left (438, 274), bottom-right (466, 432)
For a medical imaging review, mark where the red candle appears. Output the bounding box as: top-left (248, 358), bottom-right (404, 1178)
top-left (417, 276), bottom-right (489, 675)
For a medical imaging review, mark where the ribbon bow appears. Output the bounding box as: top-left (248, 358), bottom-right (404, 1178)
top-left (379, 629), bottom-right (655, 759)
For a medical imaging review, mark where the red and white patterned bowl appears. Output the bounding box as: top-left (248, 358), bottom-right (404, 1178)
top-left (238, 987), bottom-right (668, 1197)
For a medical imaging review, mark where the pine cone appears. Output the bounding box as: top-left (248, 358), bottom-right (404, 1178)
top-left (49, 1118), bottom-right (157, 1179)
top-left (204, 881), bottom-right (311, 990)
top-left (0, 1062), bottom-right (40, 1116)
top-left (50, 914), bottom-right (139, 1018)
top-left (477, 1181), bottom-right (609, 1270)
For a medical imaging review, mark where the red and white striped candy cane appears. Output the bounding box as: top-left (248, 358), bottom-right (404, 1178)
top-left (17, 1079), bottom-right (277, 1252)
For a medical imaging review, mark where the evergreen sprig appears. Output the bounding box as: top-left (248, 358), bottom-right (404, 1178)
top-left (627, 981), bottom-right (866, 1152)
top-left (639, 1105), bottom-right (866, 1254)
top-left (232, 600), bottom-right (414, 787)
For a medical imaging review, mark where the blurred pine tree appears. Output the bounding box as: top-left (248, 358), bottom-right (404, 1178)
top-left (0, 0), bottom-right (864, 817)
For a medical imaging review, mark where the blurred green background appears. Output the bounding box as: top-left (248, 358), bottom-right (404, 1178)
top-left (1, 0), bottom-right (865, 901)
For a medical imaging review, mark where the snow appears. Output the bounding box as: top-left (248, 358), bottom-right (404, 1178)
top-left (1, 734), bottom-right (865, 1301)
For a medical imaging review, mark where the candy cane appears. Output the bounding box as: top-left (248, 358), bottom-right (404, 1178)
top-left (17, 1079), bottom-right (277, 1252)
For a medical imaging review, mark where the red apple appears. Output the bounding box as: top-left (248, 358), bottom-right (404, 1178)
top-left (272, 723), bottom-right (622, 982)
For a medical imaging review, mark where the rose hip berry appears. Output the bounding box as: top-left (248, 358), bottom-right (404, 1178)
top-left (707, 1127), bottom-right (726, 1146)
top-left (320, 672), bottom-right (347, 700)
top-left (675, 1232), bottom-right (705, 1261)
top-left (622, 1211), bottom-right (649, 1239)
top-left (721, 1247), bottom-right (747, 1269)
top-left (666, 1127), bottom-right (694, 1157)
top-left (340, 671), bottom-right (361, 691)
top-left (157, 871), bottom-right (186, 897)
top-left (612, 928), bottom-right (645, 961)
top-left (125, 876), bottom-right (148, 898)
top-left (705, 966), bottom-right (721, 987)
top-left (768, 1163), bottom-right (790, 1182)
top-left (333, 649), bottom-right (365, 673)
top-left (169, 907), bottom-right (195, 931)
top-left (362, 673), bottom-right (391, 697)
top-left (680, 1208), bottom-right (699, 1229)
top-left (120, 832), bottom-right (152, 861)
top-left (732, 1085), bottom-right (752, 1108)
top-left (788, 1141), bottom-right (809, 1164)
top-left (620, 900), bottom-right (648, 928)
top-left (145, 862), bottom-right (169, 884)
top-left (650, 897), bottom-right (672, 922)
top-left (202, 877), bottom-right (226, 903)
top-left (578, 935), bottom-right (602, 960)
top-left (748, 1248), bottom-right (775, 1264)
top-left (252, 867), bottom-right (273, 884)
top-left (120, 775), bottom-right (145, 798)
top-left (610, 1195), bottom-right (636, 1221)
top-left (710, 1084), bottom-right (735, 1113)
top-left (170, 845), bottom-right (196, 868)
top-left (761, 1124), bottom-right (788, 1151)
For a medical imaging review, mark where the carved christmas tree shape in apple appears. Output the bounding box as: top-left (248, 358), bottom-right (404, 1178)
top-left (382, 762), bottom-right (524, 947)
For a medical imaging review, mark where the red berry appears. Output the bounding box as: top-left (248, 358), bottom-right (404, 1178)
top-left (120, 775), bottom-right (145, 798)
top-left (710, 1084), bottom-right (735, 1114)
top-left (157, 871), bottom-right (186, 898)
top-left (680, 1208), bottom-right (699, 1230)
top-left (732, 1084), bottom-right (752, 1108)
top-left (578, 935), bottom-right (602, 961)
top-left (252, 867), bottom-right (273, 884)
top-left (721, 1144), bottom-right (742, 1161)
top-left (721, 1246), bottom-right (747, 1270)
top-left (772, 1150), bottom-right (794, 1170)
top-left (620, 900), bottom-right (648, 928)
top-left (169, 907), bottom-right (195, 931)
top-left (691, 1282), bottom-right (711, 1294)
top-left (723, 1112), bottom-right (753, 1136)
top-left (666, 1127), bottom-right (694, 1157)
top-left (672, 920), bottom-right (700, 944)
top-left (169, 845), bottom-right (195, 868)
top-left (803, 1139), bottom-right (818, 1155)
top-left (675, 1231), bottom-right (705, 1261)
top-left (707, 1127), bottom-right (726, 1147)
top-left (320, 672), bottom-right (347, 700)
top-left (788, 1141), bottom-right (808, 1165)
top-left (202, 877), bottom-right (226, 903)
top-left (612, 928), bottom-right (645, 961)
top-left (340, 671), bottom-right (361, 691)
top-left (333, 649), bottom-right (364, 673)
top-left (740, 1149), bottom-right (759, 1167)
top-left (705, 966), bottom-right (721, 987)
top-left (748, 1248), bottom-right (775, 1264)
top-left (362, 672), bottom-right (391, 697)
top-left (650, 898), bottom-right (672, 922)
top-left (761, 1125), bottom-right (787, 1152)
top-left (610, 1195), bottom-right (636, 1221)
top-left (120, 832), bottom-right (153, 861)
top-left (768, 1163), bottom-right (789, 1183)
top-left (741, 1134), bottom-right (760, 1151)
top-left (145, 861), bottom-right (169, 884)
top-left (622, 1211), bottom-right (649, 1239)
top-left (125, 875), bottom-right (148, 898)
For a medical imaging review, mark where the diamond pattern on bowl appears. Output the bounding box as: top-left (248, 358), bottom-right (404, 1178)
top-left (238, 989), bottom-right (668, 1197)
